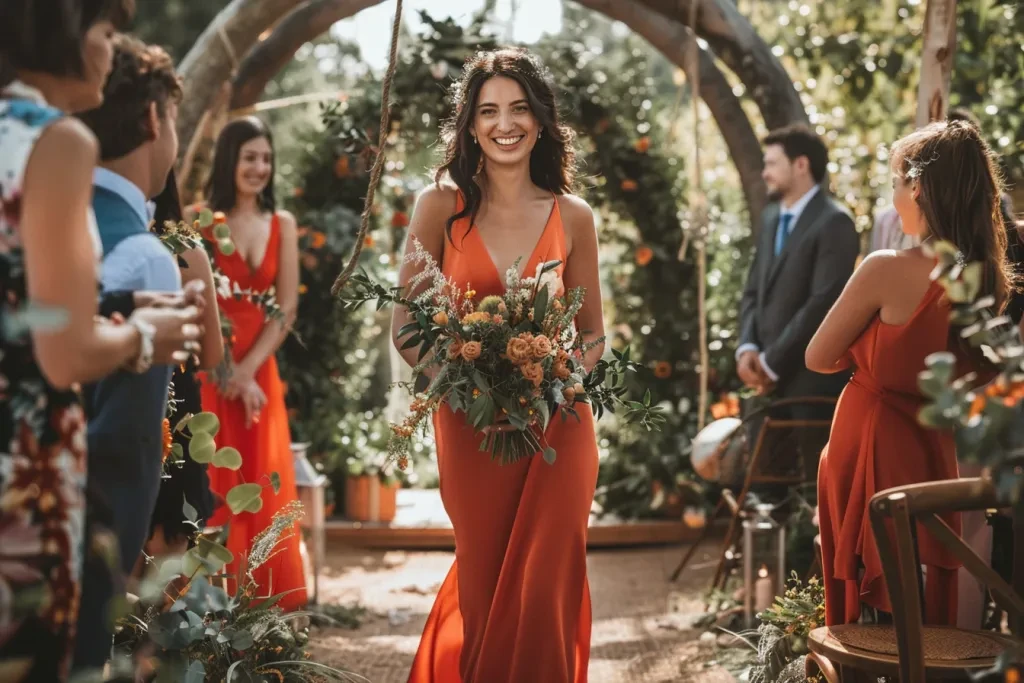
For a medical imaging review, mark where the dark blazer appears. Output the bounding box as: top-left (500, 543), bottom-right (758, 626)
top-left (739, 189), bottom-right (859, 401)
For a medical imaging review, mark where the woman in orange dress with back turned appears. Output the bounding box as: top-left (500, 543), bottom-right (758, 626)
top-left (398, 48), bottom-right (602, 683)
top-left (807, 121), bottom-right (1011, 626)
top-left (200, 117), bottom-right (306, 610)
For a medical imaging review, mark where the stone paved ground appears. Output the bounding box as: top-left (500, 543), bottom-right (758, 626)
top-left (307, 545), bottom-right (750, 682)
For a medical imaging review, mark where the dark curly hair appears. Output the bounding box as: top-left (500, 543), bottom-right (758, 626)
top-left (435, 47), bottom-right (576, 241)
top-left (76, 34), bottom-right (182, 161)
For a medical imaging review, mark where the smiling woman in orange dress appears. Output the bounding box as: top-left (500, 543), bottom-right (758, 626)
top-left (398, 48), bottom-right (603, 683)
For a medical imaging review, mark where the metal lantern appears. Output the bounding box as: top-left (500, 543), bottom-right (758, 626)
top-left (292, 442), bottom-right (327, 605)
top-left (742, 503), bottom-right (785, 627)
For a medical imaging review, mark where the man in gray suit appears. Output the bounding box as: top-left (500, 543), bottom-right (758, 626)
top-left (736, 124), bottom-right (859, 477)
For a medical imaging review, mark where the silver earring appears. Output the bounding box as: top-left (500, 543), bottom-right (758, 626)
top-left (472, 135), bottom-right (477, 144)
top-left (538, 129), bottom-right (543, 138)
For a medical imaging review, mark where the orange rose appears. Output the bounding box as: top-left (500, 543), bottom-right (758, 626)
top-left (654, 361), bottom-right (672, 378)
top-left (461, 341), bottom-right (482, 362)
top-left (556, 349), bottom-right (570, 364)
top-left (554, 362), bottom-right (571, 380)
top-left (636, 246), bottom-right (654, 267)
top-left (634, 136), bottom-right (651, 153)
top-left (562, 387), bottom-right (576, 403)
top-left (311, 232), bottom-right (327, 249)
top-left (447, 341), bottom-right (464, 360)
top-left (521, 362), bottom-right (544, 387)
top-left (433, 311), bottom-right (449, 326)
top-left (531, 335), bottom-right (553, 359)
top-left (506, 337), bottom-right (533, 365)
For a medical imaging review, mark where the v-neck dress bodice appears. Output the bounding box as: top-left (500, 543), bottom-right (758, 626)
top-left (408, 193), bottom-right (596, 683)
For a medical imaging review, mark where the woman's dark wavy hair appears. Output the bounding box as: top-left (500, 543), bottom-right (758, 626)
top-left (0, 0), bottom-right (134, 87)
top-left (891, 119), bottom-right (1013, 316)
top-left (205, 116), bottom-right (277, 214)
top-left (435, 47), bottom-right (576, 241)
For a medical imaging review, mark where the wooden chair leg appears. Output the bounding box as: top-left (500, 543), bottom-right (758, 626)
top-left (805, 651), bottom-right (841, 683)
top-left (670, 497), bottom-right (723, 582)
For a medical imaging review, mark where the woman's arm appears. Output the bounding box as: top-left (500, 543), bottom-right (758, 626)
top-left (561, 196), bottom-right (605, 373)
top-left (805, 252), bottom-right (888, 374)
top-left (21, 119), bottom-right (142, 388)
top-left (391, 185), bottom-right (452, 369)
top-left (179, 247), bottom-right (224, 370)
top-left (233, 211), bottom-right (299, 378)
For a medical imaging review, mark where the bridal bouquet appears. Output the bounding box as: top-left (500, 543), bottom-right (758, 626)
top-left (343, 237), bottom-right (664, 467)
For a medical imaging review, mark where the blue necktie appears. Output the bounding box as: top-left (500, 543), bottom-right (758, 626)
top-left (774, 213), bottom-right (794, 256)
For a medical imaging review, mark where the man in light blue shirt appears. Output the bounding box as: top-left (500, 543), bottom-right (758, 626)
top-left (72, 35), bottom-right (191, 674)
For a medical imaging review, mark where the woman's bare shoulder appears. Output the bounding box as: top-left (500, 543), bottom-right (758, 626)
top-left (556, 194), bottom-right (596, 235)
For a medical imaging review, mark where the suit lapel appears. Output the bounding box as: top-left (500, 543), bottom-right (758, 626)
top-left (759, 203), bottom-right (781, 295)
top-left (765, 191), bottom-right (828, 292)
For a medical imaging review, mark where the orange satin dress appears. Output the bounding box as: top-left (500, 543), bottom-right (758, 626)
top-left (201, 213), bottom-right (307, 611)
top-left (817, 281), bottom-right (961, 626)
top-left (408, 196), bottom-right (598, 683)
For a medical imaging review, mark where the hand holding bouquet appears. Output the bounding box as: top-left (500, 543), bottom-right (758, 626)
top-left (344, 237), bottom-right (664, 466)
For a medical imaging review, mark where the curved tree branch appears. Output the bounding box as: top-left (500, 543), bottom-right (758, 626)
top-left (176, 0), bottom-right (305, 153)
top-left (231, 0), bottom-right (385, 110)
top-left (635, 0), bottom-right (807, 130)
top-left (574, 0), bottom-right (767, 223)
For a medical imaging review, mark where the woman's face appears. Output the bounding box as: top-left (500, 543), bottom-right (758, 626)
top-left (892, 169), bottom-right (924, 237)
top-left (470, 75), bottom-right (541, 169)
top-left (69, 20), bottom-right (117, 113)
top-left (235, 136), bottom-right (273, 198)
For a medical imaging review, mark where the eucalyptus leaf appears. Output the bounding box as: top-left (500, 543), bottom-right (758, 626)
top-left (226, 483), bottom-right (264, 514)
top-left (270, 471), bottom-right (282, 494)
top-left (543, 447), bottom-right (557, 464)
top-left (187, 412), bottom-right (220, 436)
top-left (212, 447), bottom-right (243, 470)
top-left (188, 431), bottom-right (216, 464)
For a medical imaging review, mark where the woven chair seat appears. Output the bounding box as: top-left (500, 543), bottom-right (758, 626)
top-left (807, 624), bottom-right (1017, 679)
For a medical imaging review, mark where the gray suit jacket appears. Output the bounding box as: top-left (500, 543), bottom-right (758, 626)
top-left (739, 189), bottom-right (859, 398)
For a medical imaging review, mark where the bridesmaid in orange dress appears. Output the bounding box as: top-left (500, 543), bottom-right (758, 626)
top-left (397, 49), bottom-right (602, 683)
top-left (806, 120), bottom-right (1011, 626)
top-left (200, 117), bottom-right (306, 610)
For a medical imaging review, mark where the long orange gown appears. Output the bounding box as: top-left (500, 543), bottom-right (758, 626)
top-left (201, 213), bottom-right (307, 611)
top-left (817, 281), bottom-right (961, 626)
top-left (408, 196), bottom-right (597, 683)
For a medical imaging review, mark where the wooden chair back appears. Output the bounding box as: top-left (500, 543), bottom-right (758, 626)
top-left (868, 477), bottom-right (1024, 683)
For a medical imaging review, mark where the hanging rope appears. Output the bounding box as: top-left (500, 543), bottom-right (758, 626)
top-left (679, 0), bottom-right (711, 431)
top-left (331, 0), bottom-right (404, 296)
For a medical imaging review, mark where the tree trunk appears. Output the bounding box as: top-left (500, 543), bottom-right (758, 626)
top-left (175, 0), bottom-right (304, 153)
top-left (574, 0), bottom-right (767, 223)
top-left (231, 0), bottom-right (385, 111)
top-left (634, 0), bottom-right (807, 130)
top-left (915, 0), bottom-right (958, 128)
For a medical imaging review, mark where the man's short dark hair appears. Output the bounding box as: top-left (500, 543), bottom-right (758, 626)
top-left (77, 34), bottom-right (182, 161)
top-left (947, 107), bottom-right (981, 128)
top-left (0, 0), bottom-right (133, 85)
top-left (763, 123), bottom-right (829, 184)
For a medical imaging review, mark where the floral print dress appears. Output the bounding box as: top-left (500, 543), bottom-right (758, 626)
top-left (0, 82), bottom-right (99, 681)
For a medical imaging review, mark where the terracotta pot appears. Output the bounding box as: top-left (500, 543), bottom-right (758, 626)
top-left (344, 476), bottom-right (399, 523)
